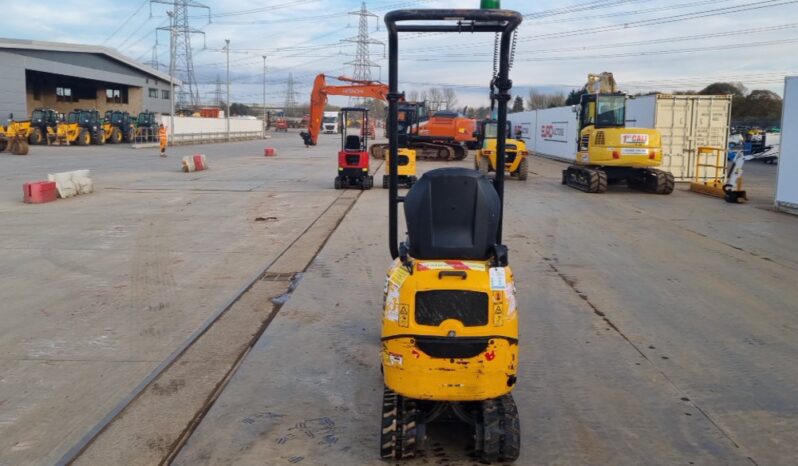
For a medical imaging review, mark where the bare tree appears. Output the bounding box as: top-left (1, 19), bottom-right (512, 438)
top-left (427, 87), bottom-right (444, 111)
top-left (527, 90), bottom-right (547, 110)
top-left (548, 92), bottom-right (565, 108)
top-left (527, 90), bottom-right (566, 110)
top-left (442, 88), bottom-right (458, 110)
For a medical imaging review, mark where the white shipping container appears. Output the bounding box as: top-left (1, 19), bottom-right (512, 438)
top-left (776, 77), bottom-right (798, 214)
top-left (626, 94), bottom-right (732, 181)
top-left (510, 107), bottom-right (580, 162)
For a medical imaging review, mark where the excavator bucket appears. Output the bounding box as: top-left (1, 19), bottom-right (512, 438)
top-left (9, 136), bottom-right (29, 155)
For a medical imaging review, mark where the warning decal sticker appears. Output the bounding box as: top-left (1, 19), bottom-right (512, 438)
top-left (489, 267), bottom-right (507, 290)
top-left (416, 261), bottom-right (486, 272)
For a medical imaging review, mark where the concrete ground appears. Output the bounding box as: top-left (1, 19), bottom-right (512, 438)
top-left (0, 131), bottom-right (351, 465)
top-left (3, 135), bottom-right (797, 465)
top-left (172, 157), bottom-right (798, 466)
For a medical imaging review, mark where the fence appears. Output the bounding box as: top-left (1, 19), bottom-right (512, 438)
top-left (170, 131), bottom-right (264, 145)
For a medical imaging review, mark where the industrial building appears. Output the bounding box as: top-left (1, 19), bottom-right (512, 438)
top-left (0, 38), bottom-right (179, 120)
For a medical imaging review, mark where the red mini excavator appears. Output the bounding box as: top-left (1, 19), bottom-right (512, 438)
top-left (335, 107), bottom-right (374, 190)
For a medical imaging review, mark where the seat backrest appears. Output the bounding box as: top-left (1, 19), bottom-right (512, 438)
top-left (403, 168), bottom-right (500, 260)
top-left (345, 135), bottom-right (361, 151)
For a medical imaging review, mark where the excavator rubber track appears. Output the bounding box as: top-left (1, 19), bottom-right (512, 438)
top-left (562, 166), bottom-right (608, 193)
top-left (369, 142), bottom-right (466, 161)
top-left (627, 168), bottom-right (675, 194)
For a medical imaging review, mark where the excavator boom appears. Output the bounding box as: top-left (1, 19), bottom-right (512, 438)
top-left (301, 74), bottom-right (389, 146)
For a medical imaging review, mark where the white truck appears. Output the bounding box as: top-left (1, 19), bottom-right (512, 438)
top-left (322, 111), bottom-right (339, 134)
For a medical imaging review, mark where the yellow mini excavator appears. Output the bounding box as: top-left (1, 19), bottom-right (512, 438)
top-left (562, 72), bottom-right (675, 194)
top-left (475, 118), bottom-right (529, 180)
top-left (381, 6), bottom-right (522, 462)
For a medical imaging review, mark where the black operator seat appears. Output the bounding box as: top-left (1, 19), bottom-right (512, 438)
top-left (345, 135), bottom-right (362, 151)
top-left (403, 168), bottom-right (500, 261)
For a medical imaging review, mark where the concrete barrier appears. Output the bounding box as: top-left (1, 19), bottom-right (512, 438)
top-left (182, 154), bottom-right (208, 172)
top-left (47, 170), bottom-right (93, 198)
top-left (23, 181), bottom-right (58, 204)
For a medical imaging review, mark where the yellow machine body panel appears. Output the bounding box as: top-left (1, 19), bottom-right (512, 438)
top-left (0, 122), bottom-right (31, 154)
top-left (102, 122), bottom-right (114, 142)
top-left (478, 137), bottom-right (527, 173)
top-left (17, 121), bottom-right (32, 138)
top-left (2, 121), bottom-right (31, 138)
top-left (381, 259), bottom-right (518, 401)
top-left (384, 148), bottom-right (417, 177)
top-left (56, 123), bottom-right (81, 144)
top-left (576, 126), bottom-right (662, 168)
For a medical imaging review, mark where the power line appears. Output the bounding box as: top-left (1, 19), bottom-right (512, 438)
top-left (524, 0), bottom-right (653, 19)
top-left (204, 0), bottom-right (433, 25)
top-left (103, 0), bottom-right (149, 44)
top-left (411, 37), bottom-right (798, 63)
top-left (405, 0), bottom-right (798, 53)
top-left (405, 23), bottom-right (798, 58)
top-left (116, 16), bottom-right (159, 50)
top-left (203, 0), bottom-right (320, 18)
top-left (533, 0), bottom-right (738, 25)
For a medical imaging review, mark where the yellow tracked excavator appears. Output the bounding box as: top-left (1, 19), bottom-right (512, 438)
top-left (562, 72), bottom-right (675, 194)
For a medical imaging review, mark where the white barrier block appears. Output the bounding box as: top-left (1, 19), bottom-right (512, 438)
top-left (47, 172), bottom-right (76, 198)
top-left (182, 156), bottom-right (196, 172)
top-left (48, 170), bottom-right (94, 198)
top-left (72, 169), bottom-right (94, 195)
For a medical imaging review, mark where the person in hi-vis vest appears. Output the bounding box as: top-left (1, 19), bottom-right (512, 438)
top-left (159, 124), bottom-right (168, 157)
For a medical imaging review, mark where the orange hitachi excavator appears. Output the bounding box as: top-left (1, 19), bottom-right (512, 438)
top-left (300, 73), bottom-right (477, 160)
top-left (300, 74), bottom-right (389, 147)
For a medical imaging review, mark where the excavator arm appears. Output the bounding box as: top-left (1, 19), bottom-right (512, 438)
top-left (301, 74), bottom-right (389, 146)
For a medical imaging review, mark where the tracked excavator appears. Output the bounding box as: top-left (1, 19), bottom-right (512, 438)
top-left (369, 103), bottom-right (473, 160)
top-left (562, 72), bottom-right (675, 194)
top-left (380, 6), bottom-right (522, 461)
top-left (300, 74), bottom-right (474, 160)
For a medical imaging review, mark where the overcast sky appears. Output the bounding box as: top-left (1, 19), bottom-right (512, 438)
top-left (1, 0), bottom-right (796, 108)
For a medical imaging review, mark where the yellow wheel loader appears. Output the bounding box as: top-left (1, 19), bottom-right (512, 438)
top-left (475, 118), bottom-right (529, 180)
top-left (55, 110), bottom-right (104, 146)
top-left (563, 73), bottom-right (674, 194)
top-left (0, 118), bottom-right (31, 155)
top-left (105, 111), bottom-right (136, 144)
top-left (28, 108), bottom-right (59, 145)
top-left (381, 7), bottom-right (522, 462)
